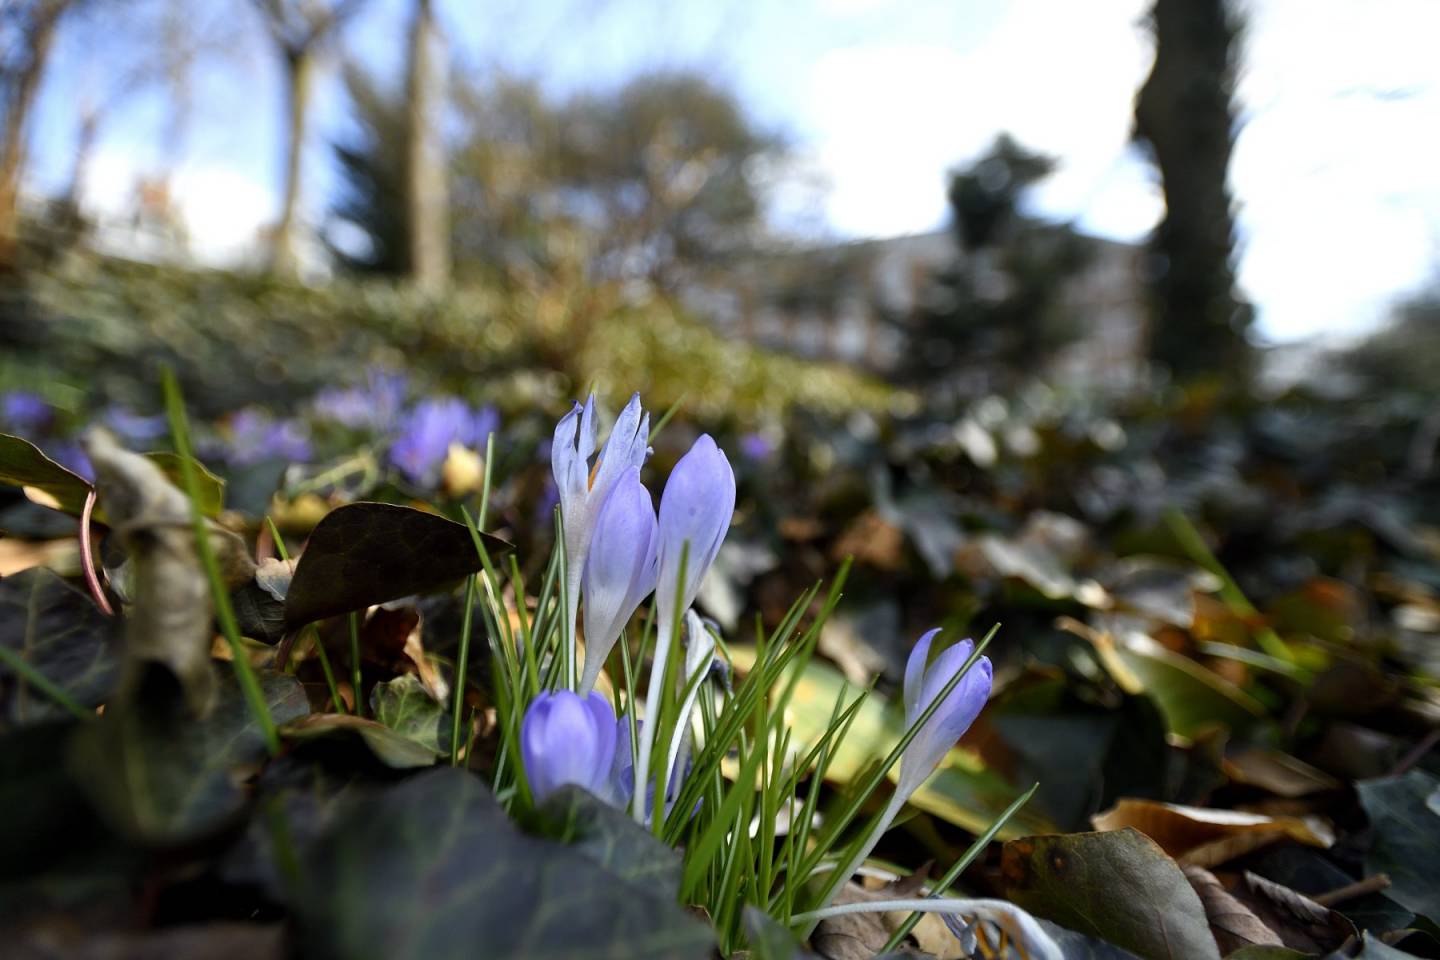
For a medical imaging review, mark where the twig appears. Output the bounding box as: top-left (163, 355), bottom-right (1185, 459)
top-left (79, 488), bottom-right (115, 616)
top-left (1314, 874), bottom-right (1391, 907)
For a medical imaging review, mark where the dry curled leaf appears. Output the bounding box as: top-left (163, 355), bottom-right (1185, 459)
top-left (1091, 799), bottom-right (1334, 868)
top-left (83, 428), bottom-right (253, 716)
top-left (1238, 871), bottom-right (1356, 954)
top-left (1222, 749), bottom-right (1341, 798)
top-left (1182, 864), bottom-right (1283, 954)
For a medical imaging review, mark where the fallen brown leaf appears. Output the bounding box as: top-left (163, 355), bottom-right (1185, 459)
top-left (1091, 799), bottom-right (1334, 867)
top-left (1182, 864), bottom-right (1284, 954)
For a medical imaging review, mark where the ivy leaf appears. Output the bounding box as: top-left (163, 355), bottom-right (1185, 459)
top-left (0, 569), bottom-right (121, 729)
top-left (281, 713), bottom-right (440, 769)
top-left (292, 768), bottom-right (712, 960)
top-left (1001, 827), bottom-right (1221, 960)
top-left (283, 502), bottom-right (512, 627)
top-left (1357, 771), bottom-right (1440, 924)
top-left (369, 675), bottom-right (449, 756)
top-left (69, 669), bottom-right (309, 843)
top-left (535, 784), bottom-right (683, 893)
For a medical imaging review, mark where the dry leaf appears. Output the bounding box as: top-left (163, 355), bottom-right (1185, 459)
top-left (1182, 864), bottom-right (1283, 954)
top-left (1223, 749), bottom-right (1341, 798)
top-left (84, 428), bottom-right (254, 717)
top-left (1092, 799), bottom-right (1334, 867)
top-left (1237, 871), bottom-right (1356, 954)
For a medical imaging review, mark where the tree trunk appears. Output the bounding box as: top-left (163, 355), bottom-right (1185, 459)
top-left (0, 1), bottom-right (68, 269)
top-left (272, 46), bottom-right (313, 277)
top-left (1134, 0), bottom-right (1252, 385)
top-left (403, 0), bottom-right (449, 291)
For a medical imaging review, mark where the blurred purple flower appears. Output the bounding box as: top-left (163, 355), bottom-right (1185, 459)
top-left (2, 391), bottom-right (52, 434)
top-left (739, 431), bottom-right (775, 461)
top-left (579, 466), bottom-right (659, 693)
top-left (47, 440), bottom-right (94, 482)
top-left (102, 406), bottom-right (169, 444)
top-left (228, 409), bottom-right (313, 466)
top-left (896, 629), bottom-right (992, 801)
top-left (521, 690), bottom-right (624, 805)
top-left (389, 397), bottom-right (495, 486)
top-left (312, 368), bottom-right (408, 431)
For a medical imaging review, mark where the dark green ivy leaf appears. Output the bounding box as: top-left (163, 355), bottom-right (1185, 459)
top-left (0, 568), bottom-right (121, 730)
top-left (292, 767), bottom-right (712, 960)
top-left (535, 784), bottom-right (682, 894)
top-left (1357, 771), bottom-right (1440, 924)
top-left (69, 668), bottom-right (309, 843)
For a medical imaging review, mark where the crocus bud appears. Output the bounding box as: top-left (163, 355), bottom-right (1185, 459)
top-left (521, 691), bottom-right (620, 803)
top-left (655, 435), bottom-right (735, 624)
top-left (633, 434), bottom-right (734, 821)
top-left (579, 467), bottom-right (659, 693)
top-left (895, 629), bottom-right (992, 802)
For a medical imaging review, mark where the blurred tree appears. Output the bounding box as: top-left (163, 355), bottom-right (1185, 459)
top-left (329, 67), bottom-right (776, 287)
top-left (891, 134), bottom-right (1094, 401)
top-left (249, 0), bottom-right (367, 277)
top-left (553, 71), bottom-right (777, 287)
top-left (328, 61), bottom-right (407, 275)
top-left (0, 0), bottom-right (82, 268)
top-left (1134, 0), bottom-right (1252, 385)
top-left (402, 0), bottom-right (448, 290)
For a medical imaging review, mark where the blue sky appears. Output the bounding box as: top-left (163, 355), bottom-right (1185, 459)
top-left (25, 0), bottom-right (1440, 343)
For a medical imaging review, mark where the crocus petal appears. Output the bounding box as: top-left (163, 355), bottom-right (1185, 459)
top-left (580, 467), bottom-right (659, 693)
top-left (896, 633), bottom-right (992, 802)
top-left (591, 393), bottom-right (647, 491)
top-left (522, 690), bottom-right (616, 802)
top-left (903, 628), bottom-right (941, 721)
top-left (655, 434), bottom-right (736, 623)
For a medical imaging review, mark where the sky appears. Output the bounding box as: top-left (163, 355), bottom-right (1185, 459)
top-left (25, 0), bottom-right (1440, 344)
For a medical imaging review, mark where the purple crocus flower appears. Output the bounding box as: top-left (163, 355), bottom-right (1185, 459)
top-left (634, 433), bottom-right (734, 820)
top-left (739, 431), bottom-right (775, 462)
top-left (896, 629), bottom-right (992, 801)
top-left (228, 409), bottom-right (312, 466)
top-left (389, 397), bottom-right (482, 486)
top-left (102, 406), bottom-right (169, 444)
top-left (654, 434), bottom-right (735, 624)
top-left (47, 440), bottom-right (94, 482)
top-left (312, 368), bottom-right (408, 431)
top-left (2, 391), bottom-right (52, 434)
top-left (552, 394), bottom-right (650, 681)
top-left (521, 690), bottom-right (623, 805)
top-left (579, 466), bottom-right (659, 694)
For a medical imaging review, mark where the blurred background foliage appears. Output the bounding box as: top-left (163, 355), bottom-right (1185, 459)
top-left (2, 0), bottom-right (1440, 956)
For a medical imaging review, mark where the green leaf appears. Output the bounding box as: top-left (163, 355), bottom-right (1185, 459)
top-left (283, 502), bottom-right (512, 627)
top-left (0, 568), bottom-right (121, 729)
top-left (69, 669), bottom-right (308, 843)
top-left (292, 768), bottom-right (713, 960)
top-left (536, 784), bottom-right (683, 893)
top-left (1357, 771), bottom-right (1440, 924)
top-left (0, 433), bottom-right (225, 519)
top-left (1001, 827), bottom-right (1221, 960)
top-left (1090, 632), bottom-right (1266, 741)
top-left (281, 713), bottom-right (440, 769)
top-left (369, 675), bottom-right (449, 755)
top-left (0, 433), bottom-right (90, 514)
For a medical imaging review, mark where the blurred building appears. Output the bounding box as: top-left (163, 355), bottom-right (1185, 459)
top-left (683, 229), bottom-right (1146, 389)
